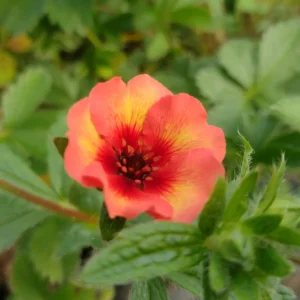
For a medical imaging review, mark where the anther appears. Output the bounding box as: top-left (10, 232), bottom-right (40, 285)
top-left (121, 166), bottom-right (128, 173)
top-left (143, 152), bottom-right (154, 161)
top-left (127, 145), bottom-right (134, 155)
top-left (128, 167), bottom-right (134, 172)
top-left (122, 138), bottom-right (127, 147)
top-left (116, 162), bottom-right (122, 168)
top-left (153, 156), bottom-right (161, 162)
top-left (134, 179), bottom-right (142, 184)
top-left (145, 176), bottom-right (153, 181)
top-left (122, 158), bottom-right (127, 165)
top-left (141, 165), bottom-right (151, 173)
top-left (152, 167), bottom-right (160, 171)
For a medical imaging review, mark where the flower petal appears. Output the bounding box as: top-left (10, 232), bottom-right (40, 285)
top-left (82, 162), bottom-right (172, 219)
top-left (142, 93), bottom-right (226, 162)
top-left (64, 98), bottom-right (103, 187)
top-left (89, 74), bottom-right (172, 146)
top-left (144, 148), bottom-right (225, 223)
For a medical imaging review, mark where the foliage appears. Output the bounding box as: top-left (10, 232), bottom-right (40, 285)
top-left (0, 0), bottom-right (300, 299)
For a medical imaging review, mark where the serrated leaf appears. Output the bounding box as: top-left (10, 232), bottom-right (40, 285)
top-left (244, 214), bottom-right (282, 234)
top-left (238, 133), bottom-right (254, 178)
top-left (270, 96), bottom-right (300, 131)
top-left (54, 222), bottom-right (102, 258)
top-left (81, 222), bottom-right (204, 285)
top-left (258, 19), bottom-right (300, 87)
top-left (198, 177), bottom-right (226, 238)
top-left (267, 226), bottom-right (300, 246)
top-left (208, 252), bottom-right (229, 293)
top-left (195, 67), bottom-right (246, 136)
top-left (100, 203), bottom-right (126, 241)
top-left (255, 243), bottom-right (293, 277)
top-left (47, 113), bottom-right (72, 197)
top-left (1, 0), bottom-right (45, 34)
top-left (230, 270), bottom-right (259, 300)
top-left (223, 171), bottom-right (258, 222)
top-left (29, 217), bottom-right (80, 283)
top-left (48, 284), bottom-right (97, 300)
top-left (2, 67), bottom-right (52, 127)
top-left (166, 271), bottom-right (202, 298)
top-left (46, 0), bottom-right (93, 35)
top-left (0, 144), bottom-right (59, 201)
top-left (0, 50), bottom-right (16, 87)
top-left (11, 251), bottom-right (48, 300)
top-left (196, 67), bottom-right (244, 104)
top-left (130, 278), bottom-right (168, 300)
top-left (257, 156), bottom-right (285, 213)
top-left (218, 39), bottom-right (256, 88)
top-left (0, 190), bottom-right (50, 252)
top-left (146, 32), bottom-right (169, 61)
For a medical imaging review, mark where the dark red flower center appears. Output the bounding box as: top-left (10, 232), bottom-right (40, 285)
top-left (114, 138), bottom-right (160, 189)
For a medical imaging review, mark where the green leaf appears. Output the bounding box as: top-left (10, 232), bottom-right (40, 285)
top-left (258, 19), bottom-right (300, 87)
top-left (267, 226), bottom-right (300, 246)
top-left (2, 67), bottom-right (52, 128)
top-left (0, 50), bottom-right (16, 87)
top-left (47, 113), bottom-right (72, 197)
top-left (54, 223), bottom-right (103, 258)
top-left (276, 285), bottom-right (297, 300)
top-left (255, 243), bottom-right (293, 277)
top-left (230, 270), bottom-right (259, 300)
top-left (130, 278), bottom-right (168, 300)
top-left (46, 0), bottom-right (93, 35)
top-left (81, 222), bottom-right (204, 285)
top-left (29, 217), bottom-right (80, 283)
top-left (238, 133), bottom-right (254, 178)
top-left (195, 67), bottom-right (246, 136)
top-left (172, 5), bottom-right (211, 30)
top-left (0, 190), bottom-right (50, 252)
top-left (146, 32), bottom-right (169, 61)
top-left (48, 284), bottom-right (97, 300)
top-left (100, 203), bottom-right (126, 241)
top-left (53, 137), bottom-right (68, 157)
top-left (244, 214), bottom-right (282, 234)
top-left (0, 144), bottom-right (59, 201)
top-left (198, 177), bottom-right (226, 238)
top-left (68, 182), bottom-right (102, 215)
top-left (218, 226), bottom-right (254, 269)
top-left (223, 171), bottom-right (258, 222)
top-left (257, 156), bottom-right (285, 213)
top-left (208, 252), bottom-right (229, 293)
top-left (218, 39), bottom-right (256, 88)
top-left (270, 96), bottom-right (300, 131)
top-left (166, 271), bottom-right (202, 298)
top-left (196, 67), bottom-right (244, 104)
top-left (1, 0), bottom-right (45, 34)
top-left (11, 251), bottom-right (48, 300)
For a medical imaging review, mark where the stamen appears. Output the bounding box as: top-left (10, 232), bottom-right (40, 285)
top-left (135, 170), bottom-right (141, 176)
top-left (116, 162), bottom-right (122, 168)
top-left (127, 145), bottom-right (134, 155)
top-left (141, 165), bottom-right (151, 172)
top-left (134, 179), bottom-right (142, 184)
top-left (122, 158), bottom-right (127, 165)
top-left (122, 138), bottom-right (127, 147)
top-left (143, 152), bottom-right (154, 161)
top-left (128, 167), bottom-right (134, 172)
top-left (152, 167), bottom-right (160, 171)
top-left (145, 176), bottom-right (153, 181)
top-left (121, 166), bottom-right (128, 173)
top-left (153, 156), bottom-right (161, 162)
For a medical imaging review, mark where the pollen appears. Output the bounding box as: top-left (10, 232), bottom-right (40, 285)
top-left (122, 158), bottom-right (127, 165)
top-left (121, 166), bottom-right (128, 173)
top-left (143, 152), bottom-right (154, 161)
top-left (116, 161), bottom-right (122, 167)
top-left (122, 138), bottom-right (127, 147)
top-left (145, 176), bottom-right (153, 181)
top-left (127, 145), bottom-right (134, 155)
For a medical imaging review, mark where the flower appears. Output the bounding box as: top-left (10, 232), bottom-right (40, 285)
top-left (64, 74), bottom-right (225, 223)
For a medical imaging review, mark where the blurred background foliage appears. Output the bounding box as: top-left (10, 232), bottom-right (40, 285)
top-left (0, 0), bottom-right (300, 299)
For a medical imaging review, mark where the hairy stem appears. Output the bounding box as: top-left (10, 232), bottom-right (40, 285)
top-left (0, 180), bottom-right (98, 225)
